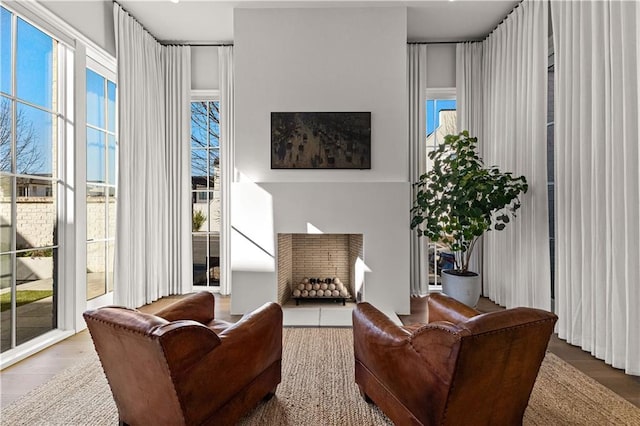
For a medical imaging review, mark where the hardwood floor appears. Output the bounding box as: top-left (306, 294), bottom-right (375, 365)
top-left (397, 295), bottom-right (640, 408)
top-left (1, 294), bottom-right (638, 410)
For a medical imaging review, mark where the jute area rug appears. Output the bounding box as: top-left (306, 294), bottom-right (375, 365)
top-left (3, 328), bottom-right (640, 425)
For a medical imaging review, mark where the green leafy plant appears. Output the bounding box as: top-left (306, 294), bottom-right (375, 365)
top-left (411, 131), bottom-right (528, 274)
top-left (192, 210), bottom-right (207, 231)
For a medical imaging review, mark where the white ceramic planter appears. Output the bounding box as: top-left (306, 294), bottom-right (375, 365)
top-left (440, 270), bottom-right (481, 308)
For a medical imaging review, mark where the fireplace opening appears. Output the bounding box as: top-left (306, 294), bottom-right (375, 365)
top-left (277, 233), bottom-right (364, 306)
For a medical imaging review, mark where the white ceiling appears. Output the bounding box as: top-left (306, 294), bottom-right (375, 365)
top-left (117, 0), bottom-right (521, 44)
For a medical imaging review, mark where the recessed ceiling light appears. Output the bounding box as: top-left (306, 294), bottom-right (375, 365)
top-left (170, 0), bottom-right (179, 4)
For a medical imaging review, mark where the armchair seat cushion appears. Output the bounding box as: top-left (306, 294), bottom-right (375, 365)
top-left (205, 319), bottom-right (234, 335)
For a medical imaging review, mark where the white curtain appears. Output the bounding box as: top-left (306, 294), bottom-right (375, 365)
top-left (113, 4), bottom-right (192, 307)
top-left (408, 44), bottom-right (428, 296)
top-left (164, 46), bottom-right (193, 297)
top-left (218, 46), bottom-right (234, 296)
top-left (551, 0), bottom-right (640, 375)
top-left (456, 0), bottom-right (551, 310)
top-left (456, 43), bottom-right (484, 144)
top-left (456, 42), bottom-right (484, 283)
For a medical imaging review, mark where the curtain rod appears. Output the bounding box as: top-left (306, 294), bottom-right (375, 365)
top-left (113, 1), bottom-right (161, 44)
top-left (113, 2), bottom-right (233, 47)
top-left (484, 0), bottom-right (524, 40)
top-left (162, 42), bottom-right (234, 47)
top-left (410, 0), bottom-right (523, 46)
top-left (407, 41), bottom-right (479, 45)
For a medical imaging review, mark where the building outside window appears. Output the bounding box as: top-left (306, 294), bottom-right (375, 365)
top-left (190, 100), bottom-right (220, 288)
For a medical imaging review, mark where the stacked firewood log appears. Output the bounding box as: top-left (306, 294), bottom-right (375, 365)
top-left (292, 277), bottom-right (350, 298)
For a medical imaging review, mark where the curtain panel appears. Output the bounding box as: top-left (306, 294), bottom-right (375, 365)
top-left (551, 0), bottom-right (640, 375)
top-left (408, 44), bottom-right (428, 296)
top-left (113, 4), bottom-right (192, 307)
top-left (218, 46), bottom-right (234, 296)
top-left (456, 0), bottom-right (551, 310)
top-left (456, 42), bottom-right (485, 283)
top-left (164, 46), bottom-right (193, 297)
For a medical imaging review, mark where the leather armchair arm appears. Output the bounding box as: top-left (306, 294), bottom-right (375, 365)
top-left (217, 302), bottom-right (283, 372)
top-left (428, 292), bottom-right (480, 324)
top-left (352, 303), bottom-right (413, 385)
top-left (154, 292), bottom-right (216, 324)
top-left (153, 320), bottom-right (222, 374)
top-left (353, 302), bottom-right (411, 346)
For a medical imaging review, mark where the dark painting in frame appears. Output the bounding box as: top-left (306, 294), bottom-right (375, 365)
top-left (271, 112), bottom-right (371, 169)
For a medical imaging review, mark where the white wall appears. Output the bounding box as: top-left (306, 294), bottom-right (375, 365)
top-left (42, 1), bottom-right (116, 57)
top-left (40, 1), bottom-right (218, 90)
top-left (232, 7), bottom-right (410, 315)
top-left (234, 7), bottom-right (408, 183)
top-left (191, 46), bottom-right (219, 90)
top-left (427, 44), bottom-right (456, 88)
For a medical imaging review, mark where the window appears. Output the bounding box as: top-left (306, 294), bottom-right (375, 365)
top-left (1, 7), bottom-right (65, 352)
top-left (191, 101), bottom-right (220, 288)
top-left (425, 94), bottom-right (457, 288)
top-left (547, 38), bottom-right (555, 304)
top-left (85, 67), bottom-right (117, 301)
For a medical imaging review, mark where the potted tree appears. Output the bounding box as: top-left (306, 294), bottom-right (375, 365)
top-left (411, 131), bottom-right (528, 307)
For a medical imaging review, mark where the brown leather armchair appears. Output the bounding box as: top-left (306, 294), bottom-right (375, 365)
top-left (353, 293), bottom-right (557, 426)
top-left (83, 292), bottom-right (282, 426)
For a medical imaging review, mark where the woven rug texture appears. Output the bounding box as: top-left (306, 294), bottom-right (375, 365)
top-left (3, 327), bottom-right (640, 425)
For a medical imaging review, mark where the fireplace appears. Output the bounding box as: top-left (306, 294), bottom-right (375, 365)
top-left (277, 233), bottom-right (364, 305)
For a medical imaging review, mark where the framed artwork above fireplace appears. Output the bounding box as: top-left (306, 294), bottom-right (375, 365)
top-left (271, 112), bottom-right (371, 169)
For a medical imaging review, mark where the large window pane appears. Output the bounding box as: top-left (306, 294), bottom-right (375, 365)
top-left (85, 67), bottom-right (115, 303)
top-left (0, 8), bottom-right (11, 96)
top-left (87, 184), bottom-right (105, 241)
top-left (3, 9), bottom-right (64, 353)
top-left (87, 127), bottom-right (105, 183)
top-left (15, 178), bottom-right (55, 250)
top-left (16, 18), bottom-right (54, 110)
top-left (0, 253), bottom-right (13, 353)
top-left (87, 241), bottom-right (106, 300)
top-left (191, 101), bottom-right (221, 288)
top-left (16, 103), bottom-right (54, 176)
top-left (0, 175), bottom-right (12, 252)
top-left (425, 97), bottom-right (457, 287)
top-left (86, 69), bottom-right (105, 129)
top-left (16, 248), bottom-right (54, 346)
top-left (0, 96), bottom-right (11, 173)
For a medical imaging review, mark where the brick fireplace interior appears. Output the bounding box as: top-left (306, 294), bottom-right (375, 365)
top-left (277, 233), bottom-right (364, 305)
